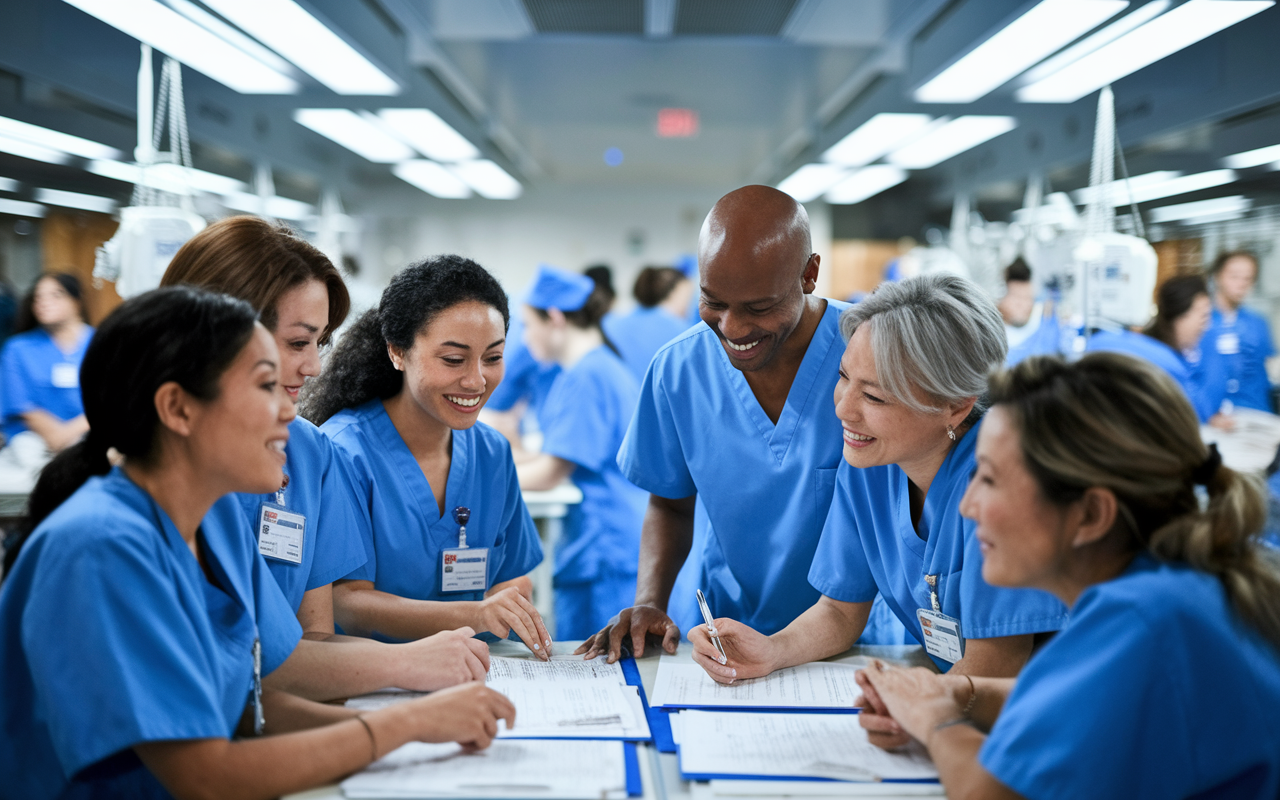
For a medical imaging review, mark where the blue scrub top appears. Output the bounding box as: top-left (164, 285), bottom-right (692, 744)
top-left (540, 346), bottom-right (646, 583)
top-left (486, 316), bottom-right (560, 422)
top-left (322, 400), bottom-right (543, 637)
top-left (981, 553), bottom-right (1280, 800)
top-left (604, 307), bottom-right (691, 386)
top-left (203, 417), bottom-right (369, 613)
top-left (0, 468), bottom-right (302, 800)
top-left (617, 300), bottom-right (849, 636)
top-left (808, 420), bottom-right (1066, 670)
top-left (1199, 306), bottom-right (1275, 413)
top-left (1086, 329), bottom-right (1215, 422)
top-left (1005, 313), bottom-right (1061, 366)
top-left (0, 326), bottom-right (93, 440)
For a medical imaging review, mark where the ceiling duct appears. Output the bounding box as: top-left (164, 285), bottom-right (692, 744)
top-left (674, 0), bottom-right (799, 36)
top-left (521, 0), bottom-right (644, 34)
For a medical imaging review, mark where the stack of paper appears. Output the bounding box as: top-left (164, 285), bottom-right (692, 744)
top-left (677, 711), bottom-right (939, 784)
top-left (341, 739), bottom-right (629, 799)
top-left (346, 656), bottom-right (651, 740)
top-left (650, 657), bottom-right (865, 710)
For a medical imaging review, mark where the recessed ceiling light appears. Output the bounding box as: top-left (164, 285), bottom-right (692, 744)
top-left (449, 160), bottom-right (522, 200)
top-left (393, 160), bottom-right (472, 199)
top-left (822, 114), bottom-right (934, 168)
top-left (33, 188), bottom-right (118, 213)
top-left (293, 110), bottom-right (416, 163)
top-left (825, 166), bottom-right (908, 205)
top-left (887, 116), bottom-right (1017, 169)
top-left (377, 109), bottom-right (480, 162)
top-left (777, 164), bottom-right (849, 203)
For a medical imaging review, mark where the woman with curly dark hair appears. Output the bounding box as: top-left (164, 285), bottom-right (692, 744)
top-left (302, 255), bottom-right (549, 658)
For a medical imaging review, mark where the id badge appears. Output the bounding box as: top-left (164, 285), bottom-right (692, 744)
top-left (441, 547), bottom-right (489, 592)
top-left (257, 502), bottom-right (305, 564)
top-left (917, 608), bottom-right (965, 664)
top-left (1217, 332), bottom-right (1241, 355)
top-left (51, 362), bottom-right (78, 389)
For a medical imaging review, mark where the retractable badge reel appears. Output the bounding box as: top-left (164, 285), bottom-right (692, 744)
top-left (257, 474), bottom-right (306, 565)
top-left (441, 505), bottom-right (489, 592)
top-left (917, 574), bottom-right (965, 665)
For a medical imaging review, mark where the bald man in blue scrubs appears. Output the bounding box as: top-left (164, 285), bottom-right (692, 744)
top-left (578, 185), bottom-right (855, 661)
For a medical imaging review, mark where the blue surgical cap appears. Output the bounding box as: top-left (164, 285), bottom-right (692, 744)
top-left (526, 264), bottom-right (594, 311)
top-left (675, 253), bottom-right (698, 277)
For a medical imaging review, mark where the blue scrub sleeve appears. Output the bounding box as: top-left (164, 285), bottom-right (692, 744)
top-left (616, 366), bottom-right (697, 499)
top-left (979, 607), bottom-right (1188, 800)
top-left (487, 342), bottom-right (538, 412)
top-left (23, 534), bottom-right (236, 778)
top-left (304, 441), bottom-right (371, 591)
top-left (489, 453), bottom-right (544, 585)
top-left (806, 470), bottom-right (880, 605)
top-left (250, 552), bottom-right (305, 675)
top-left (327, 430), bottom-right (378, 583)
top-left (540, 368), bottom-right (613, 472)
top-left (0, 340), bottom-right (33, 422)
top-left (958, 521), bottom-right (1066, 639)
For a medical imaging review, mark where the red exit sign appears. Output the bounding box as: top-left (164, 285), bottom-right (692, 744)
top-left (657, 108), bottom-right (699, 138)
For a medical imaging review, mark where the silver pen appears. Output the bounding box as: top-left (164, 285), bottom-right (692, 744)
top-left (696, 589), bottom-right (728, 663)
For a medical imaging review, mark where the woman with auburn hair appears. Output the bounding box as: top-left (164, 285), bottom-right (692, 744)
top-left (859, 352), bottom-right (1280, 800)
top-left (162, 217), bottom-right (492, 702)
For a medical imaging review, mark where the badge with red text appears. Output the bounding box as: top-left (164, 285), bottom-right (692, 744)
top-left (441, 547), bottom-right (489, 592)
top-left (257, 502), bottom-right (305, 564)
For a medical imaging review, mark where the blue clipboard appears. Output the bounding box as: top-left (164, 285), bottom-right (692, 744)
top-left (624, 742), bottom-right (643, 796)
top-left (676, 741), bottom-right (937, 785)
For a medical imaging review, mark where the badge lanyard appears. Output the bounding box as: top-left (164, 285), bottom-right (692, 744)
top-left (917, 574), bottom-right (965, 664)
top-left (252, 635), bottom-right (264, 735)
top-left (258, 474), bottom-right (306, 565)
top-left (441, 505), bottom-right (489, 592)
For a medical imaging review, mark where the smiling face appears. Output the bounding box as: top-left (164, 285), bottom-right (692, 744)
top-left (188, 324), bottom-right (295, 495)
top-left (959, 405), bottom-right (1070, 590)
top-left (1173, 292), bottom-right (1212, 352)
top-left (271, 279), bottom-right (330, 401)
top-left (833, 324), bottom-right (959, 470)
top-left (390, 300), bottom-right (506, 431)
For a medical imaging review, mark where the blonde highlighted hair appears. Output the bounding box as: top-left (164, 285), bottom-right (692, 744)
top-left (990, 352), bottom-right (1280, 646)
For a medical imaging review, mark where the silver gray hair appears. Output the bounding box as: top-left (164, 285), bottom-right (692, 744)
top-left (839, 273), bottom-right (1007, 419)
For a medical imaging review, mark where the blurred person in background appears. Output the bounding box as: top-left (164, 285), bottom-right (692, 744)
top-left (605, 265), bottom-right (695, 385)
top-left (999, 258), bottom-right (1059, 366)
top-left (1200, 250), bottom-right (1276, 415)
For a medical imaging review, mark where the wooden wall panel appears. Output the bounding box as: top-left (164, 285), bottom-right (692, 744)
top-left (827, 240), bottom-right (903, 301)
top-left (40, 211), bottom-right (122, 325)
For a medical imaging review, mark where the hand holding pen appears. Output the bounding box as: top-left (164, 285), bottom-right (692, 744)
top-left (687, 589), bottom-right (781, 685)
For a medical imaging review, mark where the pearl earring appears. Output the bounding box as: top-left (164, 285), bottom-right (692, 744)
top-left (947, 425), bottom-right (956, 441)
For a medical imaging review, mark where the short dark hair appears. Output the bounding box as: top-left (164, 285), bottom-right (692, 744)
top-left (1004, 258), bottom-right (1032, 284)
top-left (1210, 250), bottom-right (1258, 277)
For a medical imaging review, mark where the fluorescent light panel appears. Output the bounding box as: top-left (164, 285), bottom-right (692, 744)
top-left (0, 198), bottom-right (47, 218)
top-left (1017, 0), bottom-right (1273, 103)
top-left (915, 0), bottom-right (1127, 103)
top-left (87, 160), bottom-right (249, 195)
top-left (202, 0), bottom-right (399, 95)
top-left (1149, 195), bottom-right (1250, 223)
top-left (162, 0), bottom-right (297, 75)
top-left (34, 188), bottom-right (117, 213)
top-left (1073, 169), bottom-right (1235, 205)
top-left (293, 110), bottom-right (415, 163)
top-left (888, 116), bottom-right (1017, 169)
top-left (824, 165), bottom-right (908, 204)
top-left (822, 113), bottom-right (933, 167)
top-left (61, 0), bottom-right (298, 94)
top-left (0, 116), bottom-right (121, 160)
top-left (1223, 143), bottom-right (1280, 169)
top-left (0, 177), bottom-right (17, 193)
top-left (221, 191), bottom-right (315, 219)
top-left (393, 160), bottom-right (471, 199)
top-left (1019, 0), bottom-right (1170, 85)
top-left (777, 163), bottom-right (849, 203)
top-left (450, 160), bottom-right (522, 200)
top-left (378, 109), bottom-right (480, 162)
top-left (0, 133), bottom-right (69, 165)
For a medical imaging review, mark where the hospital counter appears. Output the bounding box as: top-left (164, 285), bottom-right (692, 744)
top-left (286, 639), bottom-right (939, 800)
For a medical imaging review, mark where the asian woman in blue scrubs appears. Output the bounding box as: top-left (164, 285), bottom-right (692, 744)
top-left (604, 266), bottom-right (694, 384)
top-left (516, 265), bottom-right (647, 640)
top-left (0, 272), bottom-right (92, 453)
top-left (302, 256), bottom-right (549, 656)
top-left (1086, 274), bottom-right (1218, 423)
top-left (691, 275), bottom-right (1066, 740)
top-left (861, 352), bottom-right (1280, 800)
top-left (162, 217), bottom-right (491, 700)
top-left (0, 287), bottom-right (514, 800)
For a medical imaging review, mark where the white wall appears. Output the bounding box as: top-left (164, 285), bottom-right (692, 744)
top-left (349, 185), bottom-right (835, 313)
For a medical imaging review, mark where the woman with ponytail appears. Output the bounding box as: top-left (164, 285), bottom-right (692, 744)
top-left (858, 352), bottom-right (1280, 800)
top-left (302, 256), bottom-right (548, 657)
top-left (0, 287), bottom-right (514, 800)
top-left (516, 265), bottom-right (647, 640)
top-left (161, 217), bottom-right (492, 702)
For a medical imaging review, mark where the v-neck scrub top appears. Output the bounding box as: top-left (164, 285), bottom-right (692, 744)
top-left (0, 326), bottom-right (93, 440)
top-left (322, 400), bottom-right (543, 634)
top-left (1086, 330), bottom-right (1215, 421)
top-left (981, 553), bottom-right (1280, 800)
top-left (808, 420), bottom-right (1067, 671)
top-left (0, 468), bottom-right (303, 799)
top-left (1200, 306), bottom-right (1275, 412)
top-left (202, 416), bottom-right (369, 613)
top-left (617, 300), bottom-right (850, 636)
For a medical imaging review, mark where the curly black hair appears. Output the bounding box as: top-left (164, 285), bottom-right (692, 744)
top-left (298, 254), bottom-right (509, 425)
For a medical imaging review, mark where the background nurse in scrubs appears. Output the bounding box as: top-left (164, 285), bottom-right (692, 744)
top-left (163, 217), bottom-right (492, 700)
top-left (0, 272), bottom-right (92, 455)
top-left (0, 287), bottom-right (515, 800)
top-left (1201, 250), bottom-right (1276, 414)
top-left (859, 352), bottom-right (1280, 800)
top-left (517, 265), bottom-right (646, 640)
top-left (691, 275), bottom-right (1066, 738)
top-left (604, 265), bottom-right (694, 384)
top-left (302, 256), bottom-right (549, 657)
